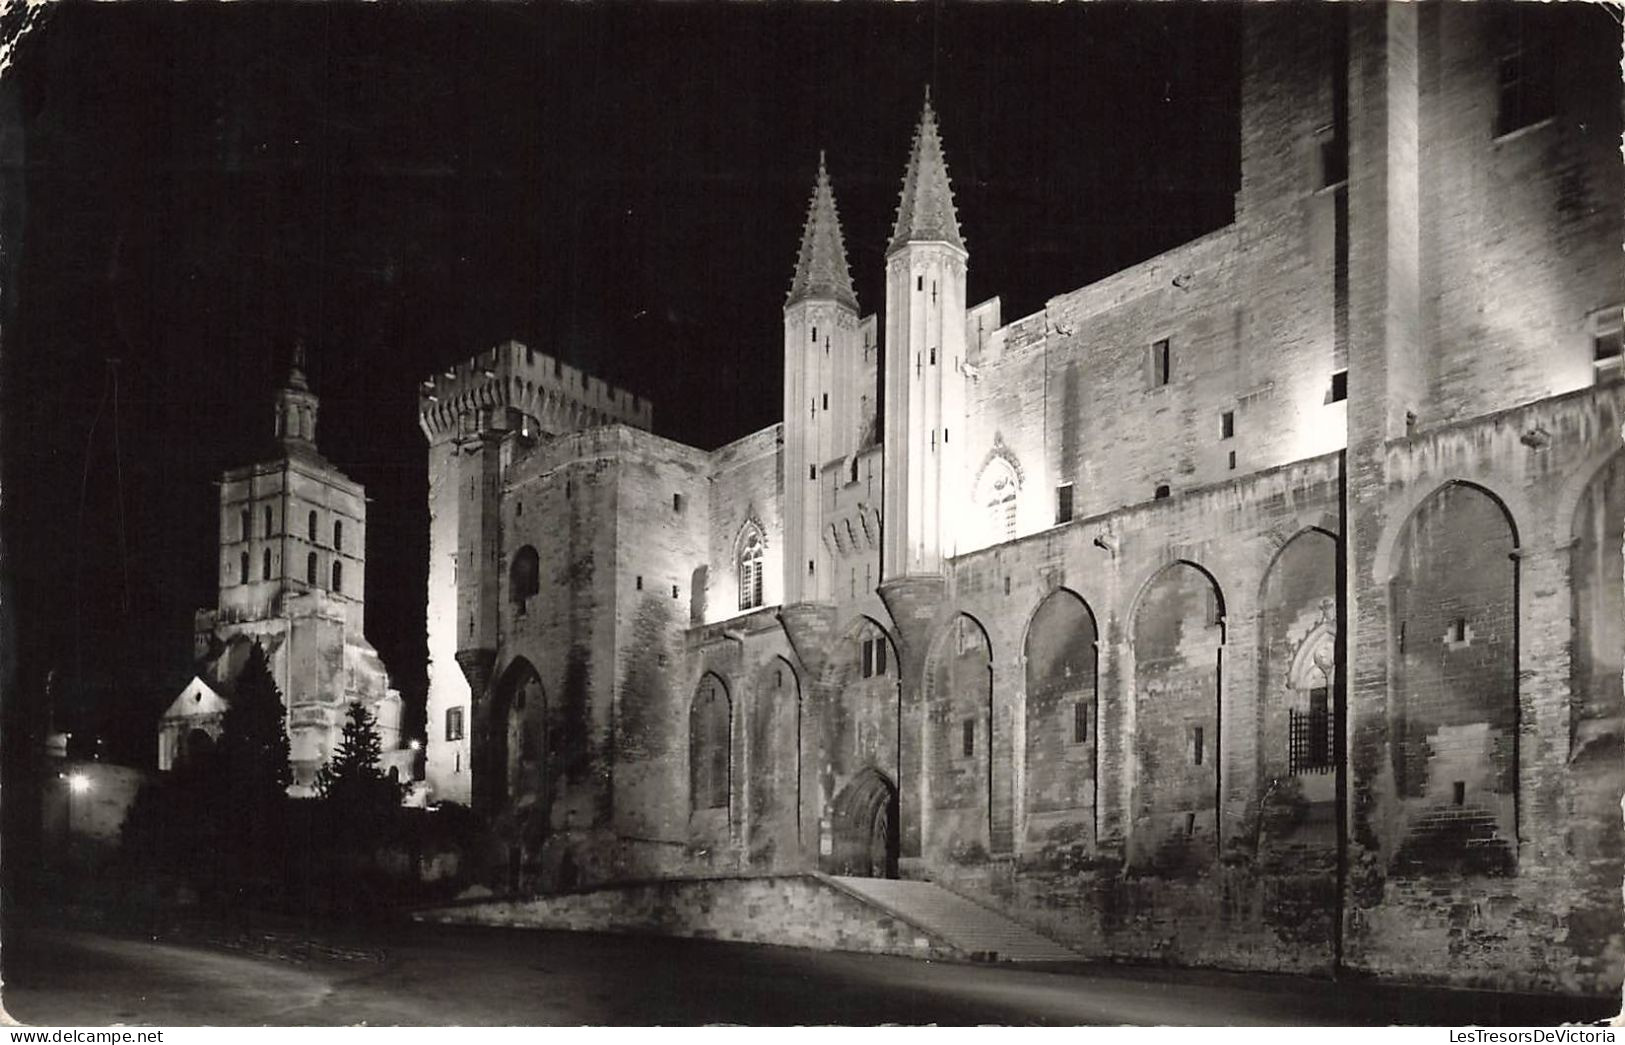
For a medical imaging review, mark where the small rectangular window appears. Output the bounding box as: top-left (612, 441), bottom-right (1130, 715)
top-left (1316, 125), bottom-right (1348, 189)
top-left (1190, 725), bottom-right (1205, 767)
top-left (1453, 781), bottom-right (1466, 806)
top-left (917, 275), bottom-right (924, 292)
top-left (1593, 307), bottom-right (1623, 379)
top-left (446, 706), bottom-right (466, 742)
top-left (673, 493), bottom-right (684, 513)
top-left (1154, 484), bottom-right (1171, 500)
top-left (862, 640), bottom-right (874, 678)
top-left (1055, 484), bottom-right (1074, 524)
top-left (808, 559), bottom-right (815, 575)
top-left (1330, 369), bottom-right (1348, 403)
top-left (1073, 702), bottom-right (1089, 744)
top-left (811, 326), bottom-right (817, 343)
top-left (875, 639), bottom-right (887, 675)
top-left (810, 465), bottom-right (817, 481)
top-left (962, 719), bottom-right (975, 758)
top-left (1221, 411), bottom-right (1234, 440)
top-left (822, 393), bottom-right (829, 410)
top-left (636, 575), bottom-right (643, 590)
top-left (1228, 450), bottom-right (1237, 470)
top-left (1451, 616), bottom-right (1468, 642)
top-left (1149, 339), bottom-right (1171, 387)
top-left (672, 585), bottom-right (679, 599)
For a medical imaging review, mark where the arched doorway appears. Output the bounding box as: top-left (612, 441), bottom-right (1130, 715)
top-left (824, 768), bottom-right (899, 878)
top-left (484, 657), bottom-right (546, 816)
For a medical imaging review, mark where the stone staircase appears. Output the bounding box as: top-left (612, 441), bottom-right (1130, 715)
top-left (828, 876), bottom-right (1077, 963)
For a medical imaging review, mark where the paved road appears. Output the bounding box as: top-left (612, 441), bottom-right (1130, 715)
top-left (3, 921), bottom-right (1613, 1026)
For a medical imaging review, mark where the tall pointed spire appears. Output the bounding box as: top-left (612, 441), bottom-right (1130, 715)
top-left (888, 89), bottom-right (964, 255)
top-left (786, 151), bottom-right (858, 313)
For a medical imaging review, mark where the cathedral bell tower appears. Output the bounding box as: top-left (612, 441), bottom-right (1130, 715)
top-left (782, 152), bottom-right (860, 604)
top-left (882, 91), bottom-right (969, 579)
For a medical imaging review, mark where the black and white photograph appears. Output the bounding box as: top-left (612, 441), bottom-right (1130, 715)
top-left (1, 0), bottom-right (1622, 1028)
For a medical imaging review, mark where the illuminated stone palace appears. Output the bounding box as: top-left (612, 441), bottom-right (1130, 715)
top-left (418, 6), bottom-right (1624, 993)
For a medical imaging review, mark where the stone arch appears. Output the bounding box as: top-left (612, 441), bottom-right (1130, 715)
top-left (1569, 448), bottom-right (1625, 757)
top-left (819, 617), bottom-right (910, 845)
top-left (746, 656), bottom-right (801, 866)
top-left (1373, 478), bottom-right (1525, 588)
top-left (1129, 561), bottom-right (1224, 871)
top-left (923, 612), bottom-right (994, 860)
top-left (821, 614), bottom-right (899, 690)
top-left (182, 727), bottom-right (216, 768)
top-left (689, 672), bottom-right (732, 815)
top-left (823, 766), bottom-right (899, 878)
top-left (1566, 448), bottom-right (1625, 877)
top-left (1388, 481), bottom-right (1518, 876)
top-left (1257, 528), bottom-right (1340, 851)
top-left (487, 657), bottom-right (546, 816)
top-left (1022, 587), bottom-right (1099, 849)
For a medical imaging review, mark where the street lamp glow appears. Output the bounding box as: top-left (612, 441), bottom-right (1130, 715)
top-left (408, 739), bottom-right (422, 752)
top-left (67, 773), bottom-right (91, 795)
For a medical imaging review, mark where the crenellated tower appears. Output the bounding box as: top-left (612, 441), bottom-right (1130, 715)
top-left (882, 92), bottom-right (969, 579)
top-left (418, 340), bottom-right (652, 807)
top-left (783, 154), bottom-right (862, 604)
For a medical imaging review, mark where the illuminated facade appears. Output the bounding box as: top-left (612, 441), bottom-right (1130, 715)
top-left (420, 6), bottom-right (1623, 992)
top-left (168, 354), bottom-right (405, 794)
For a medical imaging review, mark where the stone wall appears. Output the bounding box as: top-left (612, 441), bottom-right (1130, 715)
top-left (417, 874), bottom-right (953, 961)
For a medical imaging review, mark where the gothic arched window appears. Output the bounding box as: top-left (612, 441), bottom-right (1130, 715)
top-left (974, 457), bottom-right (1020, 547)
top-left (240, 551), bottom-right (249, 585)
top-left (737, 524), bottom-right (765, 611)
top-left (262, 548), bottom-right (272, 580)
top-left (307, 551), bottom-right (317, 585)
top-left (334, 520), bottom-right (344, 552)
top-left (308, 510), bottom-right (318, 542)
top-left (332, 560), bottom-right (343, 594)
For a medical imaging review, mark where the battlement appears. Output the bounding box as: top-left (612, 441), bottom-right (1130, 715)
top-left (418, 339), bottom-right (653, 442)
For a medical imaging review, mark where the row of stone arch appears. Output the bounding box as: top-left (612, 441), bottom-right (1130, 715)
top-left (672, 466), bottom-right (1612, 877)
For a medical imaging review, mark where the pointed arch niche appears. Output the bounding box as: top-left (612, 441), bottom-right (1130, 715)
top-left (971, 442), bottom-right (1024, 551)
top-left (1130, 561), bottom-right (1224, 872)
top-left (1023, 588), bottom-right (1099, 850)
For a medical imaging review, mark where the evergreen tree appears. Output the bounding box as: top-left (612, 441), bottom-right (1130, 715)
top-left (315, 700), bottom-right (400, 807)
top-left (219, 640), bottom-right (293, 801)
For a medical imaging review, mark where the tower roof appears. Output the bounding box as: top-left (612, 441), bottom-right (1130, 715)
top-left (888, 90), bottom-right (965, 256)
top-left (274, 338), bottom-right (322, 458)
top-left (786, 152), bottom-right (858, 312)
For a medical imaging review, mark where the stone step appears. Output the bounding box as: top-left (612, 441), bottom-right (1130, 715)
top-left (829, 876), bottom-right (1077, 962)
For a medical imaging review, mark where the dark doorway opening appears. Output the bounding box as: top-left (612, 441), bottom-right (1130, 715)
top-left (825, 768), bottom-right (900, 878)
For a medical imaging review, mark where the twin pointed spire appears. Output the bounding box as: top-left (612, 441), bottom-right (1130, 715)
top-left (786, 151), bottom-right (859, 313)
top-left (888, 87), bottom-right (964, 255)
top-left (786, 89), bottom-right (964, 307)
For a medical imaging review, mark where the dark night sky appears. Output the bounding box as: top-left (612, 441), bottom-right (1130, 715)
top-left (0, 2), bottom-right (1240, 760)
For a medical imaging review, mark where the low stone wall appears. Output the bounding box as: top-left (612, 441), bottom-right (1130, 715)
top-left (414, 874), bottom-right (957, 961)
